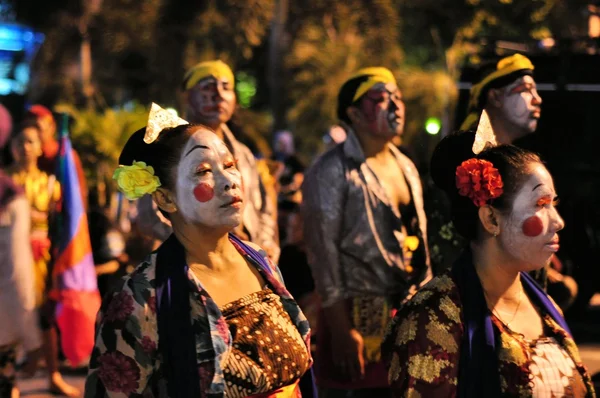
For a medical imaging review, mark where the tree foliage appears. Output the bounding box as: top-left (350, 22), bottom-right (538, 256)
top-left (13, 0), bottom-right (592, 161)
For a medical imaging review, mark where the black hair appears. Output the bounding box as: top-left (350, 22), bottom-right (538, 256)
top-left (337, 75), bottom-right (371, 125)
top-left (18, 118), bottom-right (41, 134)
top-left (430, 131), bottom-right (542, 241)
top-left (119, 123), bottom-right (209, 192)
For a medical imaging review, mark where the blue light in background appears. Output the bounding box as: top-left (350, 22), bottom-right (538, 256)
top-left (0, 23), bottom-right (44, 95)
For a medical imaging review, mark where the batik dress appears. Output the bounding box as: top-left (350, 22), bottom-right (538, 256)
top-left (84, 235), bottom-right (312, 397)
top-left (383, 271), bottom-right (596, 397)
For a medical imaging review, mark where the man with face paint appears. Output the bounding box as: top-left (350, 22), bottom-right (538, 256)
top-left (302, 67), bottom-right (431, 397)
top-left (182, 60), bottom-right (280, 262)
top-left (460, 53), bottom-right (542, 144)
top-left (136, 61), bottom-right (280, 261)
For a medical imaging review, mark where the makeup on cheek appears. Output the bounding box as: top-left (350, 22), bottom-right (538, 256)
top-left (522, 215), bottom-right (544, 237)
top-left (193, 182), bottom-right (214, 203)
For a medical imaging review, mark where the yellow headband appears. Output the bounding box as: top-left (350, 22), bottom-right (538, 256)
top-left (348, 67), bottom-right (397, 102)
top-left (468, 54), bottom-right (534, 111)
top-left (183, 60), bottom-right (235, 91)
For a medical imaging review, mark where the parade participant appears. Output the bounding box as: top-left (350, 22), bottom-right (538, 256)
top-left (184, 60), bottom-right (279, 260)
top-left (460, 53), bottom-right (541, 143)
top-left (302, 67), bottom-right (431, 397)
top-left (24, 105), bottom-right (88, 207)
top-left (8, 121), bottom-right (80, 397)
top-left (458, 53), bottom-right (573, 294)
top-left (431, 54), bottom-right (551, 280)
top-left (136, 60), bottom-right (280, 261)
top-left (0, 146), bottom-right (41, 397)
top-left (85, 105), bottom-right (311, 398)
top-left (383, 132), bottom-right (596, 397)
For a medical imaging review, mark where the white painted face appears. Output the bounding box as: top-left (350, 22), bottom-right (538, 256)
top-left (175, 128), bottom-right (243, 228)
top-left (498, 163), bottom-right (564, 271)
top-left (357, 82), bottom-right (405, 138)
top-left (500, 75), bottom-right (542, 136)
top-left (186, 76), bottom-right (236, 128)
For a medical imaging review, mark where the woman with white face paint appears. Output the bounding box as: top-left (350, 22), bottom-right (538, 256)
top-left (382, 132), bottom-right (596, 398)
top-left (84, 106), bottom-right (312, 398)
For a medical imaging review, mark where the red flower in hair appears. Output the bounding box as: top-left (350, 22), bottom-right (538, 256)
top-left (456, 159), bottom-right (504, 207)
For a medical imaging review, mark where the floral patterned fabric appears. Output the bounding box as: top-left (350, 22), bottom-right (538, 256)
top-left (383, 271), bottom-right (596, 398)
top-left (84, 237), bottom-right (311, 397)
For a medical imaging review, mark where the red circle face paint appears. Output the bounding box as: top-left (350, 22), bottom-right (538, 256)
top-left (193, 183), bottom-right (214, 203)
top-left (522, 216), bottom-right (544, 237)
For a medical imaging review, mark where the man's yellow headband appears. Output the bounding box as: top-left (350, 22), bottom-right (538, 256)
top-left (468, 54), bottom-right (534, 111)
top-left (348, 67), bottom-right (397, 102)
top-left (183, 60), bottom-right (235, 91)
top-left (460, 54), bottom-right (534, 131)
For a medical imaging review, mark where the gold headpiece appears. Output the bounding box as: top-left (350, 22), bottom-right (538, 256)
top-left (144, 103), bottom-right (189, 144)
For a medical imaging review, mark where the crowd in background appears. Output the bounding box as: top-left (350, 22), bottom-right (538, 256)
top-left (0, 54), bottom-right (599, 398)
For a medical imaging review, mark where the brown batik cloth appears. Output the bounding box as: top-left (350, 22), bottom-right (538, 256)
top-left (220, 287), bottom-right (310, 398)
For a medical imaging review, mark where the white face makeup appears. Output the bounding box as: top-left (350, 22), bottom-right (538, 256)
top-left (175, 128), bottom-right (243, 228)
top-left (500, 75), bottom-right (542, 135)
top-left (498, 163), bottom-right (564, 270)
top-left (186, 76), bottom-right (236, 128)
top-left (357, 82), bottom-right (405, 138)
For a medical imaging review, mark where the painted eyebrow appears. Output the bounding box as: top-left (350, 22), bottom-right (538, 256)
top-left (184, 145), bottom-right (209, 157)
top-left (532, 183), bottom-right (544, 191)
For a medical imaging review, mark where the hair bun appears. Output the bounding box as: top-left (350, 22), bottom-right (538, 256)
top-left (119, 127), bottom-right (149, 166)
top-left (430, 131), bottom-right (477, 197)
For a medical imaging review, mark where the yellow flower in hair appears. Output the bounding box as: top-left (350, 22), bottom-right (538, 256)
top-left (113, 161), bottom-right (161, 200)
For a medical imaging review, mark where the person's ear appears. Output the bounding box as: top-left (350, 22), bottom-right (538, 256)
top-left (152, 188), bottom-right (178, 214)
top-left (478, 205), bottom-right (501, 237)
top-left (346, 106), bottom-right (363, 126)
top-left (486, 88), bottom-right (504, 109)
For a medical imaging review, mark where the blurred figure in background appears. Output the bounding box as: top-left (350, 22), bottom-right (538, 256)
top-left (0, 170), bottom-right (42, 398)
top-left (303, 67), bottom-right (431, 398)
top-left (7, 120), bottom-right (79, 397)
top-left (183, 60), bottom-right (280, 261)
top-left (88, 188), bottom-right (128, 299)
top-left (135, 60), bottom-right (281, 261)
top-left (0, 106), bottom-right (41, 398)
top-left (24, 105), bottom-right (88, 209)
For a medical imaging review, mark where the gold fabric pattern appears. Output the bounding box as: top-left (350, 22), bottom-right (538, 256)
top-left (426, 319), bottom-right (458, 354)
top-left (439, 295), bottom-right (461, 324)
top-left (383, 270), bottom-right (596, 397)
top-left (394, 313), bottom-right (418, 346)
top-left (388, 352), bottom-right (402, 383)
top-left (407, 354), bottom-right (451, 383)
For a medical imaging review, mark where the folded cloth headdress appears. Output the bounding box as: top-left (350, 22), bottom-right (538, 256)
top-left (460, 54), bottom-right (534, 132)
top-left (182, 60), bottom-right (235, 91)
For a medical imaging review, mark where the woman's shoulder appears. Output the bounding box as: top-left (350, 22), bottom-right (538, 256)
top-left (383, 271), bottom-right (463, 360)
top-left (405, 271), bottom-right (461, 311)
top-left (385, 271), bottom-right (463, 344)
top-left (99, 257), bottom-right (157, 326)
